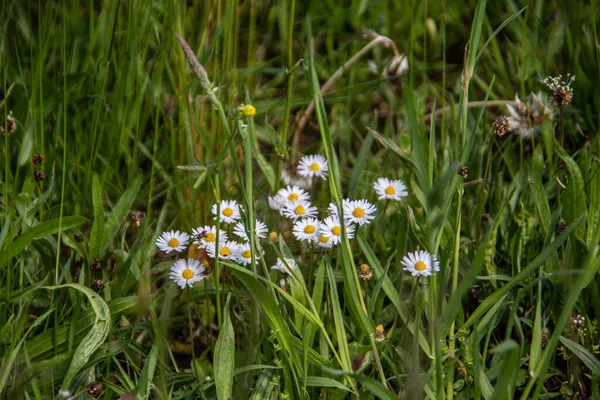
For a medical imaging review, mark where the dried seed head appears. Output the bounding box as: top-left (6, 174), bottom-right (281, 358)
top-left (373, 324), bottom-right (386, 342)
top-left (457, 164), bottom-right (468, 179)
top-left (1, 111), bottom-right (17, 135)
top-left (128, 210), bottom-right (143, 227)
top-left (90, 258), bottom-right (102, 273)
top-left (72, 268), bottom-right (81, 282)
top-left (92, 279), bottom-right (105, 291)
top-left (555, 219), bottom-right (567, 236)
top-left (32, 153), bottom-right (43, 165)
top-left (506, 93), bottom-right (552, 138)
top-left (74, 231), bottom-right (84, 243)
top-left (359, 263), bottom-right (373, 280)
top-left (542, 74), bottom-right (575, 107)
top-left (34, 171), bottom-right (46, 181)
top-left (492, 115), bottom-right (511, 138)
top-left (87, 381), bottom-right (105, 398)
top-left (571, 315), bottom-right (586, 334)
top-left (383, 54), bottom-right (409, 77)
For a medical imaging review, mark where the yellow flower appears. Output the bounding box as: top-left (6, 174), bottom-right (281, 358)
top-left (239, 104), bottom-right (256, 117)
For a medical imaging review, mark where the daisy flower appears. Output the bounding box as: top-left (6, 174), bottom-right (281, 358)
top-left (327, 199), bottom-right (352, 217)
top-left (268, 194), bottom-right (286, 212)
top-left (156, 230), bottom-right (189, 254)
top-left (297, 154), bottom-right (328, 180)
top-left (169, 258), bottom-right (206, 289)
top-left (271, 258), bottom-right (297, 275)
top-left (292, 218), bottom-right (322, 242)
top-left (282, 200), bottom-right (318, 221)
top-left (207, 240), bottom-right (241, 261)
top-left (320, 216), bottom-right (355, 245)
top-left (191, 225), bottom-right (228, 250)
top-left (373, 177), bottom-right (408, 201)
top-left (236, 242), bottom-right (264, 266)
top-left (233, 220), bottom-right (268, 241)
top-left (316, 234), bottom-right (334, 248)
top-left (343, 199), bottom-right (377, 226)
top-left (211, 200), bottom-right (241, 224)
top-left (401, 250), bottom-right (440, 277)
top-left (277, 185), bottom-right (310, 204)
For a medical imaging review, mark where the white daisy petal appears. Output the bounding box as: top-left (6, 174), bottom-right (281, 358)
top-left (191, 225), bottom-right (228, 251)
top-left (233, 220), bottom-right (268, 241)
top-left (401, 250), bottom-right (439, 277)
top-left (271, 258), bottom-right (297, 275)
top-left (169, 258), bottom-right (206, 289)
top-left (211, 200), bottom-right (241, 224)
top-left (327, 199), bottom-right (352, 217)
top-left (268, 194), bottom-right (287, 212)
top-left (277, 185), bottom-right (310, 205)
top-left (156, 230), bottom-right (189, 254)
top-left (373, 177), bottom-right (408, 201)
top-left (206, 240), bottom-right (241, 261)
top-left (236, 242), bottom-right (264, 266)
top-left (297, 154), bottom-right (329, 180)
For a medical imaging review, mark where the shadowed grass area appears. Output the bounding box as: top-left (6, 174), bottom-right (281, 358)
top-left (2, 0), bottom-right (600, 398)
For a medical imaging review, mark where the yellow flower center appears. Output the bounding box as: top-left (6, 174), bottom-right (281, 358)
top-left (182, 268), bottom-right (194, 279)
top-left (304, 225), bottom-right (316, 234)
top-left (205, 232), bottom-right (216, 242)
top-left (353, 208), bottom-right (364, 218)
top-left (332, 226), bottom-right (341, 236)
top-left (242, 250), bottom-right (251, 258)
top-left (168, 238), bottom-right (180, 247)
top-left (242, 104), bottom-right (256, 116)
top-left (360, 264), bottom-right (370, 272)
top-left (309, 162), bottom-right (320, 171)
top-left (288, 193), bottom-right (299, 201)
top-left (223, 207), bottom-right (234, 217)
top-left (318, 235), bottom-right (329, 243)
top-left (295, 205), bottom-right (305, 215)
top-left (385, 186), bottom-right (396, 195)
top-left (220, 247), bottom-right (231, 257)
top-left (415, 261), bottom-right (426, 271)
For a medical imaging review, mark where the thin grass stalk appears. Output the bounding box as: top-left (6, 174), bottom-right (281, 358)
top-left (446, 184), bottom-right (463, 400)
top-left (211, 178), bottom-right (222, 328)
top-left (276, 0), bottom-right (296, 190)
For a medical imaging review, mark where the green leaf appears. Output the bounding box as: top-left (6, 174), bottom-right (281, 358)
top-left (102, 176), bottom-right (141, 253)
top-left (215, 293), bottom-right (235, 400)
top-left (460, 214), bottom-right (584, 333)
top-left (559, 335), bottom-right (600, 376)
top-left (1, 216), bottom-right (87, 264)
top-left (303, 376), bottom-right (351, 392)
top-left (325, 259), bottom-right (353, 373)
top-left (89, 174), bottom-right (104, 260)
top-left (557, 144), bottom-right (587, 240)
top-left (358, 234), bottom-right (431, 357)
top-left (136, 345), bottom-right (159, 398)
top-left (587, 143), bottom-right (600, 246)
top-left (43, 284), bottom-right (111, 392)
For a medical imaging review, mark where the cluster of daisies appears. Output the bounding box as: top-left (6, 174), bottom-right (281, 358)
top-left (156, 199), bottom-right (269, 289)
top-left (157, 154), bottom-right (441, 289)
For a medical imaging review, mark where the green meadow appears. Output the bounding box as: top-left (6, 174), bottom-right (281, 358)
top-left (2, 0), bottom-right (600, 398)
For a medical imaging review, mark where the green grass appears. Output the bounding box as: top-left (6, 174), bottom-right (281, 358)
top-left (2, 0), bottom-right (600, 398)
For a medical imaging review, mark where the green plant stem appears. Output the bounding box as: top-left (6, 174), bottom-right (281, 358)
top-left (276, 0), bottom-right (297, 189)
top-left (446, 185), bottom-right (463, 400)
